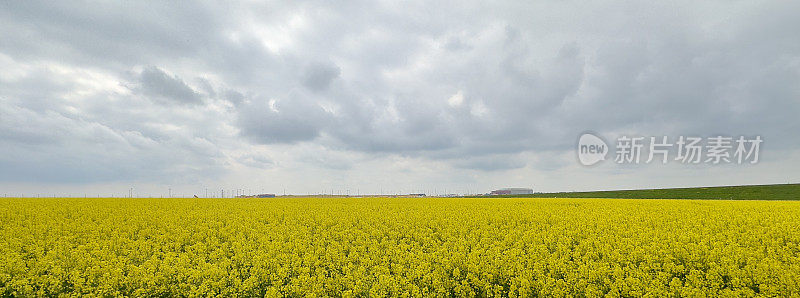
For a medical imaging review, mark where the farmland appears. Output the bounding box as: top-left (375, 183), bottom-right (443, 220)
top-left (1, 197), bottom-right (799, 296)
top-left (488, 183), bottom-right (800, 200)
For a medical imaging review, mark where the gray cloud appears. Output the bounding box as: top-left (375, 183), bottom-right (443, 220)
top-left (453, 154), bottom-right (527, 171)
top-left (0, 100), bottom-right (225, 183)
top-left (237, 94), bottom-right (332, 144)
top-left (135, 66), bottom-right (202, 105)
top-left (237, 153), bottom-right (275, 169)
top-left (302, 62), bottom-right (341, 92)
top-left (0, 0), bottom-right (799, 191)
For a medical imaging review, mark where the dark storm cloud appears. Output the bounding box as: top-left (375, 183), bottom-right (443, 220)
top-left (1, 0), bottom-right (799, 183)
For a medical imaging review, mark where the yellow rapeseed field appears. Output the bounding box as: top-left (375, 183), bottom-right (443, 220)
top-left (1, 197), bottom-right (799, 296)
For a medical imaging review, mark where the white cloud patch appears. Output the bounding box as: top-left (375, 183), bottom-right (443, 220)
top-left (448, 90), bottom-right (464, 107)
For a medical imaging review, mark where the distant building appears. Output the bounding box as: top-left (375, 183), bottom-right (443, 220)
top-left (236, 194), bottom-right (276, 198)
top-left (490, 188), bottom-right (534, 195)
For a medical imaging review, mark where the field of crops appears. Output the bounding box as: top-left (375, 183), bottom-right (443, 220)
top-left (1, 197), bottom-right (799, 296)
top-left (482, 183), bottom-right (800, 200)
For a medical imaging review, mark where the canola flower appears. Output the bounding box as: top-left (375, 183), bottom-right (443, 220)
top-left (0, 197), bottom-right (799, 296)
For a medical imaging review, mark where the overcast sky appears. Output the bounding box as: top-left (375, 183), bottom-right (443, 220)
top-left (1, 1), bottom-right (798, 197)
